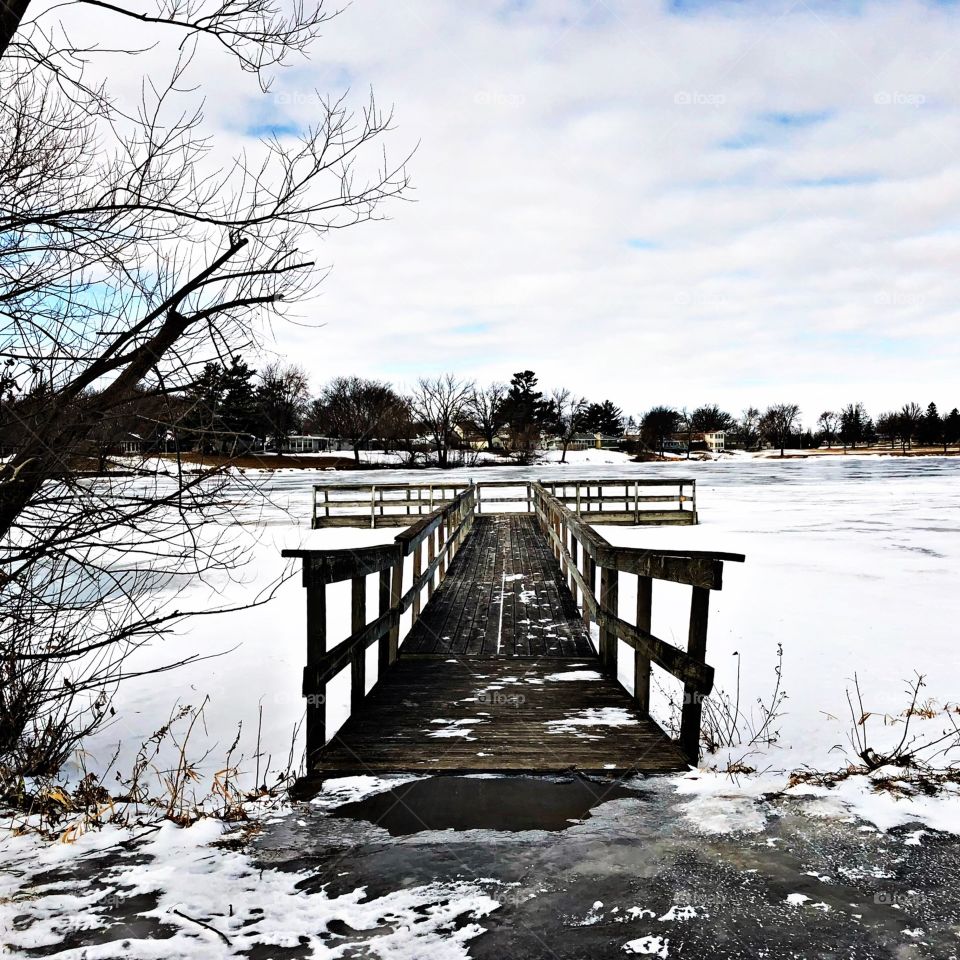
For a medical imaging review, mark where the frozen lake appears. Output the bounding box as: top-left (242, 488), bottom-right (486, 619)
top-left (6, 455), bottom-right (960, 960)
top-left (76, 454), bottom-right (960, 822)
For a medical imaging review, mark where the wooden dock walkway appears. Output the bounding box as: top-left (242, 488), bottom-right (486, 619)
top-left (283, 479), bottom-right (744, 786)
top-left (402, 515), bottom-right (594, 658)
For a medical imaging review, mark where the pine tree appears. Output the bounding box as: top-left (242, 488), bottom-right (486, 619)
top-left (221, 356), bottom-right (259, 440)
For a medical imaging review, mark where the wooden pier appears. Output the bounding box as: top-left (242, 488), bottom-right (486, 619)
top-left (283, 479), bottom-right (743, 786)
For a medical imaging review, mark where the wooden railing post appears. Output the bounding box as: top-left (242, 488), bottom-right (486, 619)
top-left (599, 566), bottom-right (618, 673)
top-left (388, 553), bottom-right (403, 664)
top-left (350, 575), bottom-right (366, 711)
top-left (305, 559), bottom-right (326, 757)
top-left (412, 543), bottom-right (422, 621)
top-left (427, 527), bottom-right (437, 598)
top-left (569, 535), bottom-right (579, 604)
top-left (679, 586), bottom-right (710, 762)
top-left (378, 567), bottom-right (391, 675)
top-left (438, 518), bottom-right (447, 578)
top-left (634, 575), bottom-right (652, 715)
top-left (583, 555), bottom-right (596, 628)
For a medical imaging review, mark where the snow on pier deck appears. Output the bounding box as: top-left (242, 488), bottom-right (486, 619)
top-left (284, 480), bottom-right (744, 787)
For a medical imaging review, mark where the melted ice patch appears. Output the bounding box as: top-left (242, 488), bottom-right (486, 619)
top-left (622, 934), bottom-right (670, 956)
top-left (545, 707), bottom-right (640, 735)
top-left (544, 670), bottom-right (603, 682)
top-left (428, 718), bottom-right (488, 739)
top-left (312, 774), bottom-right (425, 809)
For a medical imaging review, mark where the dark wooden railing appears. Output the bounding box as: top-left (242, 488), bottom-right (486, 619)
top-left (531, 482), bottom-right (744, 761)
top-left (284, 487), bottom-right (475, 758)
top-left (313, 478), bottom-right (696, 528)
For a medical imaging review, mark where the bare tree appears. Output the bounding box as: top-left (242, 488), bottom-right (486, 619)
top-left (0, 3), bottom-right (408, 777)
top-left (899, 402), bottom-right (923, 451)
top-left (760, 403), bottom-right (801, 457)
top-left (817, 411), bottom-right (838, 447)
top-left (549, 388), bottom-right (587, 464)
top-left (735, 406), bottom-right (761, 451)
top-left (411, 374), bottom-right (474, 468)
top-left (467, 383), bottom-right (508, 452)
top-left (315, 376), bottom-right (402, 462)
top-left (690, 404), bottom-right (733, 433)
top-left (258, 363), bottom-right (310, 452)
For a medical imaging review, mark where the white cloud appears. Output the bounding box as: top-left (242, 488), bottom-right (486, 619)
top-left (56, 0), bottom-right (960, 416)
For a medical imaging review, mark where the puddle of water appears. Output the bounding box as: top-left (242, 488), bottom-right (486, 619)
top-left (326, 775), bottom-right (646, 835)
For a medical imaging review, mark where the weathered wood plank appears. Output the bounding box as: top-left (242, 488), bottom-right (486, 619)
top-left (311, 658), bottom-right (688, 776)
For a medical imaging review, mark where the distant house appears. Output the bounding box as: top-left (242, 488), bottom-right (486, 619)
top-left (278, 435), bottom-right (358, 454)
top-left (119, 433), bottom-right (144, 456)
top-left (281, 435), bottom-right (333, 454)
top-left (665, 430), bottom-right (726, 454)
top-left (546, 432), bottom-right (622, 452)
top-left (701, 430), bottom-right (726, 453)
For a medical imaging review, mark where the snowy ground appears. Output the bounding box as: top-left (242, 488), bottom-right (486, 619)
top-left (3, 456), bottom-right (959, 957)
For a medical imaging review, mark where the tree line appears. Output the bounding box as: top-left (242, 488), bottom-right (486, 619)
top-left (8, 360), bottom-right (956, 467)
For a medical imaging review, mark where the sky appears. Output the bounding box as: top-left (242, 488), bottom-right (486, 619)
top-left (78, 1), bottom-right (960, 420)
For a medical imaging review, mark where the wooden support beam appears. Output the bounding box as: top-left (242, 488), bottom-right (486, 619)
top-left (388, 555), bottom-right (403, 664)
top-left (680, 586), bottom-right (710, 763)
top-left (378, 567), bottom-right (391, 676)
top-left (350, 576), bottom-right (366, 711)
top-left (584, 556), bottom-right (597, 629)
top-left (412, 544), bottom-right (422, 622)
top-left (569, 536), bottom-right (579, 605)
top-left (304, 565), bottom-right (326, 757)
top-left (599, 567), bottom-right (618, 673)
top-left (634, 575), bottom-right (652, 716)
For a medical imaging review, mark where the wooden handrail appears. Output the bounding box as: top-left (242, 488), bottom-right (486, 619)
top-left (530, 481), bottom-right (744, 762)
top-left (313, 477), bottom-right (698, 527)
top-left (283, 486), bottom-right (476, 757)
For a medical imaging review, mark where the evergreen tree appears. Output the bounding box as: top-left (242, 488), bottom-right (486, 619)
top-left (839, 402), bottom-right (867, 449)
top-left (944, 408), bottom-right (960, 451)
top-left (184, 362), bottom-right (225, 452)
top-left (581, 400), bottom-right (625, 435)
top-left (920, 402), bottom-right (942, 447)
top-left (500, 371), bottom-right (553, 450)
top-left (641, 406), bottom-right (680, 458)
top-left (220, 355), bottom-right (259, 439)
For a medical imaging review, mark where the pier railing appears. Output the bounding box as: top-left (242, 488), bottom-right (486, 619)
top-left (313, 477), bottom-right (696, 528)
top-left (531, 482), bottom-right (744, 761)
top-left (286, 477), bottom-right (738, 766)
top-left (283, 487), bottom-right (475, 757)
